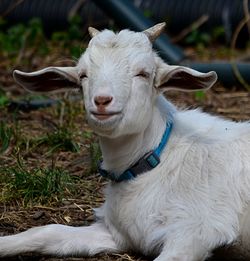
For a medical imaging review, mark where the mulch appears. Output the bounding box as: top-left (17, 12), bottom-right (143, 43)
top-left (0, 80), bottom-right (249, 261)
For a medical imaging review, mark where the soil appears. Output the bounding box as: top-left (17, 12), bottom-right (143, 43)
top-left (0, 81), bottom-right (249, 261)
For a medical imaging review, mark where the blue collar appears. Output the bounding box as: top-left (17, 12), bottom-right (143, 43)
top-left (98, 122), bottom-right (173, 183)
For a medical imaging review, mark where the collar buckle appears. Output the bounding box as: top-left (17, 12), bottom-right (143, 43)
top-left (144, 151), bottom-right (160, 168)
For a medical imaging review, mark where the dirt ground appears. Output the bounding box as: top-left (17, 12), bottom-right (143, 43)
top-left (0, 80), bottom-right (250, 261)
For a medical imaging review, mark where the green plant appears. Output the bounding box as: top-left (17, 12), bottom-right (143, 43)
top-left (0, 18), bottom-right (48, 57)
top-left (0, 157), bottom-right (73, 204)
top-left (195, 91), bottom-right (206, 102)
top-left (143, 9), bottom-right (153, 18)
top-left (35, 127), bottom-right (80, 154)
top-left (0, 17), bottom-right (6, 27)
top-left (0, 16), bottom-right (87, 69)
top-left (0, 121), bottom-right (13, 153)
top-left (185, 29), bottom-right (211, 47)
top-left (51, 15), bottom-right (84, 58)
top-left (90, 141), bottom-right (101, 173)
top-left (0, 89), bottom-right (9, 108)
top-left (68, 15), bottom-right (83, 41)
top-left (212, 26), bottom-right (226, 42)
top-left (0, 22), bottom-right (26, 55)
top-left (83, 130), bottom-right (93, 140)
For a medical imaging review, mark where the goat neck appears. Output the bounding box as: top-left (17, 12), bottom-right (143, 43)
top-left (98, 106), bottom-right (167, 177)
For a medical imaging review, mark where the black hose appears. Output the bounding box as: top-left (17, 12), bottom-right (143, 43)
top-left (137, 0), bottom-right (248, 43)
top-left (1, 0), bottom-right (249, 41)
top-left (92, 0), bottom-right (184, 64)
top-left (0, 0), bottom-right (107, 33)
top-left (8, 99), bottom-right (59, 112)
top-left (187, 62), bottom-right (250, 87)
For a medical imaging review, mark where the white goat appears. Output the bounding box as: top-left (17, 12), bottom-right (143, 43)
top-left (1, 23), bottom-right (250, 261)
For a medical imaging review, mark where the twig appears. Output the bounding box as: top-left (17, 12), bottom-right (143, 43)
top-left (172, 15), bottom-right (209, 43)
top-left (32, 205), bottom-right (57, 211)
top-left (237, 51), bottom-right (250, 62)
top-left (112, 253), bottom-right (138, 261)
top-left (68, 0), bottom-right (86, 19)
top-left (74, 202), bottom-right (85, 212)
top-left (243, 0), bottom-right (250, 35)
top-left (230, 5), bottom-right (250, 91)
top-left (59, 94), bottom-right (67, 127)
top-left (16, 31), bottom-right (31, 65)
top-left (1, 0), bottom-right (25, 18)
top-left (219, 92), bottom-right (249, 98)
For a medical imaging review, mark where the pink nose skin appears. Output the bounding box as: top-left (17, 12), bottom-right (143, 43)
top-left (94, 96), bottom-right (113, 108)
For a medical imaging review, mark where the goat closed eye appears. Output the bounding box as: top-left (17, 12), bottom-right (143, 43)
top-left (135, 71), bottom-right (150, 79)
top-left (79, 73), bottom-right (88, 81)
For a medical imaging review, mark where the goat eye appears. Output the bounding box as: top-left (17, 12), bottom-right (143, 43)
top-left (135, 71), bottom-right (149, 78)
top-left (79, 73), bottom-right (87, 80)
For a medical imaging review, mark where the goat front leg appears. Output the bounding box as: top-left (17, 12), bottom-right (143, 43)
top-left (0, 222), bottom-right (120, 257)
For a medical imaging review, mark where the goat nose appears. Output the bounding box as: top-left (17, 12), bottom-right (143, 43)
top-left (94, 96), bottom-right (113, 107)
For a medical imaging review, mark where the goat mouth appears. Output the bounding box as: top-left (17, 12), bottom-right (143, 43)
top-left (91, 112), bottom-right (121, 121)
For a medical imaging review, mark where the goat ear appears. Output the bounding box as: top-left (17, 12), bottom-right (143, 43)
top-left (13, 66), bottom-right (80, 93)
top-left (154, 60), bottom-right (217, 92)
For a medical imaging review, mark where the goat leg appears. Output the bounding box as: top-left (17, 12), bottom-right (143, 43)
top-left (0, 222), bottom-right (120, 257)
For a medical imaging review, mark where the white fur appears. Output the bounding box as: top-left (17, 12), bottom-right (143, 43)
top-left (1, 26), bottom-right (250, 261)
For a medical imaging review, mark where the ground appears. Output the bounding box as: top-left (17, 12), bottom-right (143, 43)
top-left (0, 83), bottom-right (249, 261)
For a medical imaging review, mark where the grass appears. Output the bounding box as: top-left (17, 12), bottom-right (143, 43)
top-left (90, 141), bottom-right (102, 173)
top-left (0, 121), bottom-right (13, 153)
top-left (0, 156), bottom-right (74, 205)
top-left (0, 99), bottom-right (99, 206)
top-left (0, 89), bottom-right (9, 108)
top-left (34, 127), bottom-right (80, 154)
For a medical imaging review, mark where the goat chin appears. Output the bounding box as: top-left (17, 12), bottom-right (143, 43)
top-left (87, 112), bottom-right (123, 134)
top-left (2, 23), bottom-right (250, 260)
